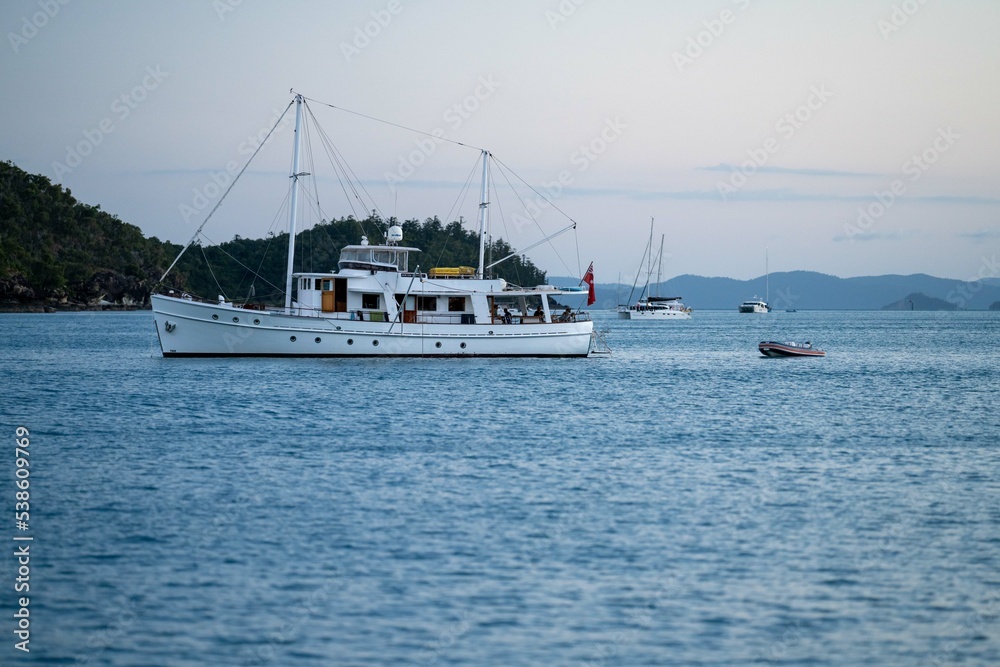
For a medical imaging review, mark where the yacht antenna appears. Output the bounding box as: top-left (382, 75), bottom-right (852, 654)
top-left (284, 94), bottom-right (306, 313)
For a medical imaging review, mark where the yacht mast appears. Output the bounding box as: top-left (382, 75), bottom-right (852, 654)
top-left (643, 217), bottom-right (654, 298)
top-left (284, 94), bottom-right (305, 313)
top-left (655, 233), bottom-right (664, 298)
top-left (765, 247), bottom-right (769, 306)
top-left (476, 150), bottom-right (490, 278)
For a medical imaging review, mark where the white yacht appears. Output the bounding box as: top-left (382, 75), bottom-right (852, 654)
top-left (617, 220), bottom-right (692, 320)
top-left (152, 94), bottom-right (595, 357)
top-left (738, 298), bottom-right (770, 314)
top-left (739, 249), bottom-right (771, 313)
top-left (620, 296), bottom-right (692, 319)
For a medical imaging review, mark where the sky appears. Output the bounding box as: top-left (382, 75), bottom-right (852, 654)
top-left (2, 0), bottom-right (998, 283)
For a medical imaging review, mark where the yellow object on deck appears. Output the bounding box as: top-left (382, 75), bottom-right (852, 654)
top-left (428, 266), bottom-right (476, 278)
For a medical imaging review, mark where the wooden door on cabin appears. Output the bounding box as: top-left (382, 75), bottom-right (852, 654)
top-left (334, 279), bottom-right (348, 312)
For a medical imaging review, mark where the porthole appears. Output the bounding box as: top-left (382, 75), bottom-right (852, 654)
top-left (488, 330), bottom-right (493, 335)
top-left (290, 336), bottom-right (297, 342)
top-left (232, 316), bottom-right (239, 323)
top-left (253, 318), bottom-right (260, 325)
top-left (372, 340), bottom-right (379, 347)
top-left (315, 337), bottom-right (321, 343)
top-left (460, 342), bottom-right (467, 349)
top-left (435, 342), bottom-right (442, 348)
top-left (347, 339), bottom-right (354, 345)
top-left (212, 314), bottom-right (219, 320)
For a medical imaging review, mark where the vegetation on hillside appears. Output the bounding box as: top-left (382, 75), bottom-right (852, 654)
top-left (0, 160), bottom-right (173, 304)
top-left (0, 160), bottom-right (546, 308)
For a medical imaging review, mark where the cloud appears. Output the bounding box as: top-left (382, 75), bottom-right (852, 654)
top-left (957, 227), bottom-right (1000, 242)
top-left (699, 164), bottom-right (884, 178)
top-left (831, 229), bottom-right (917, 243)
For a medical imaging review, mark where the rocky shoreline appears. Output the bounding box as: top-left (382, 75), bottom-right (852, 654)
top-left (0, 271), bottom-right (152, 313)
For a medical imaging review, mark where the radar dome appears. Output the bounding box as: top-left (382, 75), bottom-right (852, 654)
top-left (387, 225), bottom-right (403, 244)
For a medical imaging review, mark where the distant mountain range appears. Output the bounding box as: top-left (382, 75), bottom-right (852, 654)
top-left (551, 271), bottom-right (1000, 311)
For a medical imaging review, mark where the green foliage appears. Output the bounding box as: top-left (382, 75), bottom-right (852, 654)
top-left (0, 160), bottom-right (173, 301)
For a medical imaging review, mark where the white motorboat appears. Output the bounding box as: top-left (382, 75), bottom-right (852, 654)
top-left (152, 94), bottom-right (595, 357)
top-left (738, 298), bottom-right (770, 314)
top-left (739, 249), bottom-right (771, 313)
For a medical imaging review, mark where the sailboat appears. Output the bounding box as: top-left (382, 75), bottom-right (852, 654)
top-left (151, 93), bottom-right (595, 357)
top-left (738, 249), bottom-right (771, 313)
top-left (617, 219), bottom-right (692, 320)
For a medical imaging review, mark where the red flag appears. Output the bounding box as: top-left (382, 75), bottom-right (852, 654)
top-left (582, 261), bottom-right (596, 306)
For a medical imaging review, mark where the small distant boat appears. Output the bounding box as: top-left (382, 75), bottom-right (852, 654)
top-left (739, 298), bottom-right (770, 314)
top-left (758, 341), bottom-right (825, 357)
top-left (739, 249), bottom-right (771, 313)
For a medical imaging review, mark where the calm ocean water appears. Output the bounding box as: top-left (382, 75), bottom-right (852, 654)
top-left (1, 309), bottom-right (999, 666)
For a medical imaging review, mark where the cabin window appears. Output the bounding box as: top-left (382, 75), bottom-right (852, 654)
top-left (362, 293), bottom-right (380, 309)
top-left (321, 280), bottom-right (332, 291)
top-left (417, 296), bottom-right (437, 311)
top-left (448, 297), bottom-right (465, 312)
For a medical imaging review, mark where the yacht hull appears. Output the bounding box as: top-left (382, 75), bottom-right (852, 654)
top-left (617, 309), bottom-right (691, 320)
top-left (152, 295), bottom-right (593, 357)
